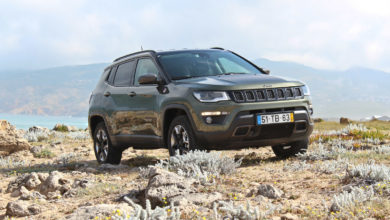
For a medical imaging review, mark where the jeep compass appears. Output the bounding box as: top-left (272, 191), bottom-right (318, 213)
top-left (88, 48), bottom-right (314, 164)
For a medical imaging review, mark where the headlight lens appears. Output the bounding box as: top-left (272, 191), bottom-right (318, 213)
top-left (193, 91), bottom-right (230, 102)
top-left (301, 85), bottom-right (310, 96)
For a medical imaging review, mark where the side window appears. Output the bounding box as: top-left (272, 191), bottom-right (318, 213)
top-left (134, 59), bottom-right (159, 86)
top-left (113, 61), bottom-right (135, 87)
top-left (107, 66), bottom-right (117, 85)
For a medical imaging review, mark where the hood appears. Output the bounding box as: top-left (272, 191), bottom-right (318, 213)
top-left (173, 74), bottom-right (304, 90)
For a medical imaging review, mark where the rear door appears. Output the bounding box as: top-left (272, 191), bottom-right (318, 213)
top-left (104, 60), bottom-right (136, 136)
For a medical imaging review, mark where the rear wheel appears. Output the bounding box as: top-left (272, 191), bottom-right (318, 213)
top-left (93, 122), bottom-right (123, 164)
top-left (271, 139), bottom-right (308, 158)
top-left (167, 116), bottom-right (198, 156)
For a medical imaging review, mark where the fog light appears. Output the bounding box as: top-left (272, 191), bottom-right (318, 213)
top-left (205, 117), bottom-right (213, 124)
top-left (201, 111), bottom-right (229, 116)
top-left (309, 105), bottom-right (314, 115)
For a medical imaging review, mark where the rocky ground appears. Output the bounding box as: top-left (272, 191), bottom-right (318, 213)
top-left (0, 120), bottom-right (390, 219)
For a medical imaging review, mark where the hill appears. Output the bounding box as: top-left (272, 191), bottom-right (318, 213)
top-left (1, 59), bottom-right (390, 118)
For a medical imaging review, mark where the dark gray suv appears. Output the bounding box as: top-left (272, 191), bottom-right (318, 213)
top-left (88, 48), bottom-right (314, 164)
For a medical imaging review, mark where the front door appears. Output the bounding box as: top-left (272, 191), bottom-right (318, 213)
top-left (128, 58), bottom-right (160, 137)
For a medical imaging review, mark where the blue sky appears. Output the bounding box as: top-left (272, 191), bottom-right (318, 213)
top-left (1, 0), bottom-right (390, 71)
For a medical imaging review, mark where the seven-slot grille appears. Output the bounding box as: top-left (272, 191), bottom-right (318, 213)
top-left (230, 87), bottom-right (303, 103)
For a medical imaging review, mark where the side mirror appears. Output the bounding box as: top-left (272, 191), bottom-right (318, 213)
top-left (264, 69), bottom-right (270, 75)
top-left (138, 74), bottom-right (160, 85)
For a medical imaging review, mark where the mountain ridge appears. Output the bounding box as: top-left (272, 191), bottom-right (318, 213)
top-left (0, 59), bottom-right (389, 118)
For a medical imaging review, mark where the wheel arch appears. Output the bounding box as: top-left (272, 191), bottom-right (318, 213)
top-left (162, 104), bottom-right (197, 147)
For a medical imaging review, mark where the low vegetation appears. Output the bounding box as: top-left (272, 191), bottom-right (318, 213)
top-left (1, 120), bottom-right (390, 219)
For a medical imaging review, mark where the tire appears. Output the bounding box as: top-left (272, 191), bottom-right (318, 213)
top-left (167, 115), bottom-right (198, 156)
top-left (271, 138), bottom-right (308, 158)
top-left (93, 122), bottom-right (123, 164)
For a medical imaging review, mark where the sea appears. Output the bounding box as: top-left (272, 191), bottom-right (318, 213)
top-left (0, 113), bottom-right (88, 130)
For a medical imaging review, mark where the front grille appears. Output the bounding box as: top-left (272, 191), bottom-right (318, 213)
top-left (230, 87), bottom-right (304, 103)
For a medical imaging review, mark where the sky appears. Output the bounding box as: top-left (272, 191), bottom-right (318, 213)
top-left (0, 0), bottom-right (390, 72)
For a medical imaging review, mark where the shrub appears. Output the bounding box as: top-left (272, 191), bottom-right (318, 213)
top-left (33, 148), bottom-right (55, 158)
top-left (344, 163), bottom-right (390, 184)
top-left (0, 156), bottom-right (27, 169)
top-left (54, 124), bottom-right (69, 132)
top-left (111, 197), bottom-right (180, 220)
top-left (330, 186), bottom-right (375, 212)
top-left (150, 150), bottom-right (242, 184)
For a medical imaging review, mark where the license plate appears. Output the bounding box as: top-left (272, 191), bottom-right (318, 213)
top-left (257, 113), bottom-right (294, 125)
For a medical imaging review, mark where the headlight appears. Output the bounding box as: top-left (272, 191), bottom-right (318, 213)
top-left (193, 91), bottom-right (230, 102)
top-left (301, 85), bottom-right (310, 96)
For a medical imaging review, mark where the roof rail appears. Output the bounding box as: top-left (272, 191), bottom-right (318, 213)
top-left (210, 47), bottom-right (225, 50)
top-left (113, 50), bottom-right (156, 62)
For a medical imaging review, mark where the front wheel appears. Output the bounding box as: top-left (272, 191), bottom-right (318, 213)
top-left (167, 116), bottom-right (198, 156)
top-left (271, 139), bottom-right (308, 158)
top-left (93, 122), bottom-right (123, 164)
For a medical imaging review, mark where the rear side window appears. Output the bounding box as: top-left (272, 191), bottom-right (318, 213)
top-left (107, 66), bottom-right (118, 84)
top-left (113, 61), bottom-right (135, 87)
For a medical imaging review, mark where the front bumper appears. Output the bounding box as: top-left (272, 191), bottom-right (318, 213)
top-left (195, 109), bottom-right (313, 149)
top-left (189, 98), bottom-right (314, 149)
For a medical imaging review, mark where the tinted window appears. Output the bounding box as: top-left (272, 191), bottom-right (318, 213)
top-left (107, 66), bottom-right (118, 84)
top-left (134, 59), bottom-right (159, 86)
top-left (113, 61), bottom-right (135, 87)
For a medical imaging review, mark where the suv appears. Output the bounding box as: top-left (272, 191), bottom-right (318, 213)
top-left (88, 48), bottom-right (314, 164)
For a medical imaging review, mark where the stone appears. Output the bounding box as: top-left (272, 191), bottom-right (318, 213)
top-left (247, 184), bottom-right (284, 199)
top-left (281, 213), bottom-right (299, 220)
top-left (62, 203), bottom-right (133, 220)
top-left (173, 192), bottom-right (223, 206)
top-left (6, 200), bottom-right (41, 217)
top-left (24, 173), bottom-right (42, 190)
top-left (20, 191), bottom-right (46, 200)
top-left (7, 172), bottom-right (42, 194)
top-left (145, 167), bottom-right (195, 207)
top-left (0, 120), bottom-right (30, 155)
top-left (30, 145), bottom-right (42, 154)
top-left (340, 117), bottom-right (350, 124)
top-left (28, 126), bottom-right (49, 133)
top-left (40, 171), bottom-right (69, 196)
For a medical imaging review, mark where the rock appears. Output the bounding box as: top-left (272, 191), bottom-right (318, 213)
top-left (40, 171), bottom-right (70, 196)
top-left (25, 173), bottom-right (42, 190)
top-left (0, 120), bottom-right (30, 155)
top-left (6, 200), bottom-right (41, 217)
top-left (62, 203), bottom-right (133, 220)
top-left (330, 202), bottom-right (340, 212)
top-left (7, 172), bottom-right (42, 194)
top-left (145, 167), bottom-right (195, 207)
top-left (281, 213), bottom-right (299, 220)
top-left (30, 145), bottom-right (42, 154)
top-left (20, 191), bottom-right (46, 200)
top-left (28, 126), bottom-right (50, 133)
top-left (173, 192), bottom-right (223, 206)
top-left (47, 190), bottom-right (62, 200)
top-left (72, 178), bottom-right (92, 188)
top-left (247, 184), bottom-right (284, 199)
top-left (67, 126), bottom-right (78, 132)
top-left (340, 117), bottom-right (350, 124)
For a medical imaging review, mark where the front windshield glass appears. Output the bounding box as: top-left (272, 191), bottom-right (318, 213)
top-left (157, 51), bottom-right (262, 80)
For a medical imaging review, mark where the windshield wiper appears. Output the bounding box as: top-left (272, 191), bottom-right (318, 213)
top-left (219, 72), bottom-right (247, 75)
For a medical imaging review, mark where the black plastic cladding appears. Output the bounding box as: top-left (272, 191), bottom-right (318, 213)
top-left (230, 87), bottom-right (304, 103)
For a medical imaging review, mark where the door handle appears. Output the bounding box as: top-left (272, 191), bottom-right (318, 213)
top-left (128, 91), bottom-right (136, 97)
top-left (103, 91), bottom-right (111, 97)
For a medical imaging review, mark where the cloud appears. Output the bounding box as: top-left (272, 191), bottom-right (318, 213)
top-left (0, 0), bottom-right (390, 72)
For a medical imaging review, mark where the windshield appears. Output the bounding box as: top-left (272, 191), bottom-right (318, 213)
top-left (157, 50), bottom-right (263, 80)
